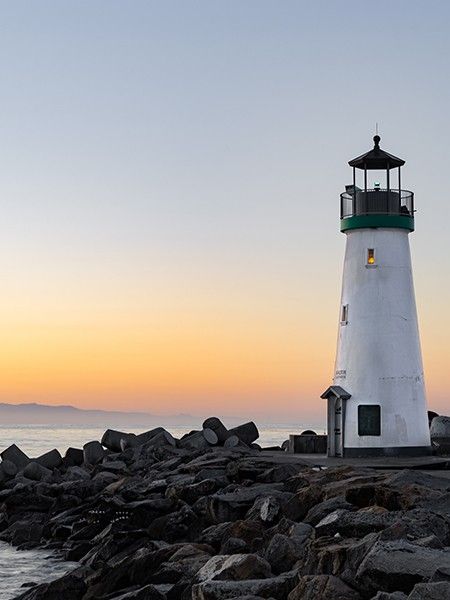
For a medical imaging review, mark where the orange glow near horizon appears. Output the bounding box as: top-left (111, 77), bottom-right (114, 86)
top-left (0, 261), bottom-right (449, 422)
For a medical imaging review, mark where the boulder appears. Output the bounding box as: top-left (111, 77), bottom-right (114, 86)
top-left (246, 496), bottom-right (281, 523)
top-left (1, 459), bottom-right (18, 477)
top-left (135, 427), bottom-right (166, 444)
top-left (64, 447), bottom-right (84, 466)
top-left (207, 484), bottom-right (287, 523)
top-left (145, 430), bottom-right (177, 448)
top-left (1, 444), bottom-right (30, 469)
top-left (83, 441), bottom-right (105, 465)
top-left (430, 565), bottom-right (450, 582)
top-left (223, 435), bottom-right (241, 449)
top-left (23, 461), bottom-right (52, 482)
top-left (370, 593), bottom-right (408, 600)
top-left (304, 496), bottom-right (355, 525)
top-left (430, 415), bottom-right (450, 438)
top-left (227, 422), bottom-right (259, 445)
top-left (101, 429), bottom-right (136, 452)
top-left (315, 508), bottom-right (395, 538)
top-left (64, 466), bottom-right (91, 481)
top-left (265, 533), bottom-right (305, 574)
top-left (192, 570), bottom-right (299, 599)
top-left (288, 575), bottom-right (362, 600)
top-left (408, 582), bottom-right (450, 599)
top-left (179, 431), bottom-right (210, 450)
top-left (36, 449), bottom-right (63, 469)
top-left (13, 566), bottom-right (89, 599)
top-left (108, 584), bottom-right (166, 599)
top-left (202, 417), bottom-right (229, 443)
top-left (196, 553), bottom-right (271, 582)
top-left (203, 428), bottom-right (219, 446)
top-left (356, 540), bottom-right (450, 595)
top-left (166, 478), bottom-right (218, 504)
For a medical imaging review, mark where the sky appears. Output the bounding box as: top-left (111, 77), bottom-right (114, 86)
top-left (0, 1), bottom-right (450, 425)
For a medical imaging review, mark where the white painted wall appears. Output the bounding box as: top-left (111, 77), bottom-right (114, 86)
top-left (333, 228), bottom-right (431, 450)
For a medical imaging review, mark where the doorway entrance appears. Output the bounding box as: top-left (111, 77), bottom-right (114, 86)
top-left (320, 385), bottom-right (351, 457)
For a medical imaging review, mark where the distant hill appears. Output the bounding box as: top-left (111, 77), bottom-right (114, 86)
top-left (0, 402), bottom-right (210, 427)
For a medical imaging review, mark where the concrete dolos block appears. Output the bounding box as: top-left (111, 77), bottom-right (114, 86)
top-left (83, 441), bottom-right (105, 465)
top-left (1, 444), bottom-right (30, 470)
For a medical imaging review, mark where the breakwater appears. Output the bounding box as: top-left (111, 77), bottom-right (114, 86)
top-left (0, 419), bottom-right (449, 599)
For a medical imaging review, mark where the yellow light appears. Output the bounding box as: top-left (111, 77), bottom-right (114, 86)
top-left (367, 249), bottom-right (375, 264)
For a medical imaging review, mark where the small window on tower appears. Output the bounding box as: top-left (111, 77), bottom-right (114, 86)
top-left (367, 248), bottom-right (376, 265)
top-left (341, 304), bottom-right (348, 325)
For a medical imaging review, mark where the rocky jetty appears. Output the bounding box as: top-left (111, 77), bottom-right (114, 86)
top-left (0, 418), bottom-right (449, 600)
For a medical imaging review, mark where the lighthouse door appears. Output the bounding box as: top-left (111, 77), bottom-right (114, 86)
top-left (334, 398), bottom-right (343, 456)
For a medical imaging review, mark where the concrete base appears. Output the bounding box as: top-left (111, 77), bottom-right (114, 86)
top-left (343, 445), bottom-right (432, 458)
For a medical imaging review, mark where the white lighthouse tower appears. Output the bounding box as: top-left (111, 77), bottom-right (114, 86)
top-left (321, 135), bottom-right (431, 457)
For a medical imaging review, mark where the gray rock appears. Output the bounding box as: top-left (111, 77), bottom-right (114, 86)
top-left (430, 565), bottom-right (450, 582)
top-left (265, 534), bottom-right (305, 574)
top-left (202, 417), bottom-right (229, 443)
top-left (100, 460), bottom-right (127, 474)
top-left (370, 593), bottom-right (408, 600)
top-left (23, 461), bottom-right (52, 481)
top-left (1, 444), bottom-right (30, 469)
top-left (101, 429), bottom-right (136, 452)
top-left (166, 478), bottom-right (217, 504)
top-left (408, 582), bottom-right (450, 599)
top-left (145, 430), bottom-right (177, 448)
top-left (83, 441), bottom-right (105, 465)
top-left (36, 449), bottom-right (62, 469)
top-left (227, 422), bottom-right (259, 445)
top-left (64, 466), bottom-right (91, 481)
top-left (207, 484), bottom-right (287, 523)
top-left (179, 431), bottom-right (210, 450)
top-left (304, 496), bottom-right (355, 525)
top-left (203, 428), bottom-right (219, 445)
top-left (192, 570), bottom-right (299, 599)
top-left (288, 575), bottom-right (362, 600)
top-left (356, 540), bottom-right (450, 595)
top-left (430, 415), bottom-right (450, 438)
top-left (223, 435), bottom-right (241, 449)
top-left (1, 459), bottom-right (18, 477)
top-left (196, 553), bottom-right (272, 582)
top-left (247, 496), bottom-right (281, 523)
top-left (13, 566), bottom-right (89, 599)
top-left (135, 427), bottom-right (166, 444)
top-left (221, 537), bottom-right (247, 554)
top-left (315, 508), bottom-right (395, 538)
top-left (108, 584), bottom-right (165, 599)
top-left (64, 447), bottom-right (84, 466)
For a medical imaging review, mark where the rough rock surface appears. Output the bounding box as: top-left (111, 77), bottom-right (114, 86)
top-left (0, 423), bottom-right (449, 600)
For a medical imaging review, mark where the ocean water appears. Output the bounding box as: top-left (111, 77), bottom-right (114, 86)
top-left (0, 422), bottom-right (324, 598)
top-left (0, 543), bottom-right (78, 599)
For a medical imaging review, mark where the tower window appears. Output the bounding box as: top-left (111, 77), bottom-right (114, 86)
top-left (341, 304), bottom-right (348, 325)
top-left (367, 248), bottom-right (376, 265)
top-left (358, 405), bottom-right (381, 436)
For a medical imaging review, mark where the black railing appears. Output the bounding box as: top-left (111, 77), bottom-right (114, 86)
top-left (340, 188), bottom-right (414, 219)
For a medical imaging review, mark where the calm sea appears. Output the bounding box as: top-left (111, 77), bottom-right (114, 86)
top-left (0, 422), bottom-right (324, 598)
top-left (0, 423), bottom-right (326, 458)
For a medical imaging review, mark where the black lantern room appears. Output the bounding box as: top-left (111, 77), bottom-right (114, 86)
top-left (340, 135), bottom-right (414, 232)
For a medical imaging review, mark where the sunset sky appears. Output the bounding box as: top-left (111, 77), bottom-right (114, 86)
top-left (1, 1), bottom-right (450, 425)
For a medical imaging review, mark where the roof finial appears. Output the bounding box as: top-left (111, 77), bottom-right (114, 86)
top-left (373, 123), bottom-right (381, 147)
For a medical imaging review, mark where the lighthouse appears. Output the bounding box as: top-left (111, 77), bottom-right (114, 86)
top-left (321, 135), bottom-right (431, 457)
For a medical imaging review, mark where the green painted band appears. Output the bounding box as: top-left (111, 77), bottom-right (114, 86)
top-left (340, 214), bottom-right (415, 233)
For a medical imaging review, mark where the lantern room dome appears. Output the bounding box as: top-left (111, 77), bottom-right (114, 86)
top-left (349, 135), bottom-right (405, 170)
